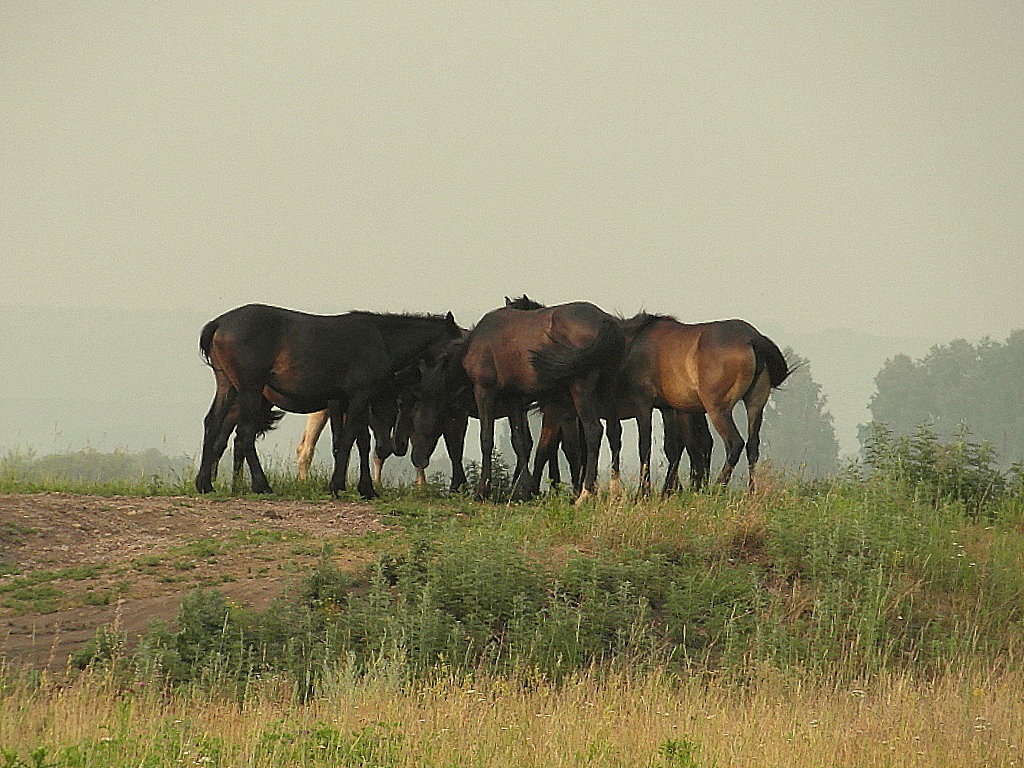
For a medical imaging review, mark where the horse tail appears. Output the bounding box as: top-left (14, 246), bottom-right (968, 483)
top-left (199, 318), bottom-right (219, 367)
top-left (255, 405), bottom-right (285, 438)
top-left (751, 334), bottom-right (792, 389)
top-left (530, 316), bottom-right (626, 387)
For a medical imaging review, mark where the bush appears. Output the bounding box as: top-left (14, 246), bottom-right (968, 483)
top-left (860, 421), bottom-right (1008, 513)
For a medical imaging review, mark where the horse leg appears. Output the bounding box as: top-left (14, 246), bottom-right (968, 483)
top-left (509, 405), bottom-right (536, 501)
top-left (606, 418), bottom-right (624, 497)
top-left (661, 409), bottom-right (683, 496)
top-left (564, 419), bottom-right (585, 493)
top-left (569, 373), bottom-right (604, 502)
top-left (475, 389), bottom-right (496, 500)
top-left (296, 409), bottom-right (329, 480)
top-left (706, 404), bottom-right (744, 487)
top-left (330, 395), bottom-right (376, 499)
top-left (637, 409), bottom-right (654, 497)
top-left (235, 387), bottom-right (272, 494)
top-left (443, 413), bottom-right (469, 491)
top-left (530, 405), bottom-right (564, 496)
top-left (195, 378), bottom-right (237, 493)
top-left (328, 407), bottom-right (349, 493)
top-left (205, 399), bottom-right (239, 485)
top-left (689, 414), bottom-right (713, 490)
top-left (547, 429), bottom-right (563, 488)
top-left (356, 424), bottom-right (376, 498)
top-left (743, 373), bottom-right (772, 491)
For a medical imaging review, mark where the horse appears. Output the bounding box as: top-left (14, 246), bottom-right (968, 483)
top-left (194, 303), bottom-right (461, 497)
top-left (294, 365), bottom-right (421, 483)
top-left (409, 355), bottom-right (584, 494)
top-left (660, 408), bottom-right (714, 493)
top-left (504, 299), bottom-right (710, 496)
top-left (611, 313), bottom-right (791, 488)
top-left (411, 295), bottom-right (624, 501)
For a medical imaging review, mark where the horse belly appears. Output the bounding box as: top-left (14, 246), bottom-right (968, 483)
top-left (659, 360), bottom-right (703, 411)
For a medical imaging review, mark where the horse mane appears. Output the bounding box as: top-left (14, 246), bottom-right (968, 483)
top-left (620, 311), bottom-right (673, 336)
top-left (505, 295), bottom-right (545, 310)
top-left (348, 310), bottom-right (451, 324)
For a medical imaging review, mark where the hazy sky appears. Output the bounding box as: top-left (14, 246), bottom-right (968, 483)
top-left (2, 2), bottom-right (1023, 463)
top-left (3, 1), bottom-right (1022, 339)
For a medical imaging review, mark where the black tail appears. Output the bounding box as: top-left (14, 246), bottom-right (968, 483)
top-left (530, 317), bottom-right (626, 387)
top-left (199, 318), bottom-right (219, 367)
top-left (751, 334), bottom-right (792, 388)
top-left (256, 404), bottom-right (285, 438)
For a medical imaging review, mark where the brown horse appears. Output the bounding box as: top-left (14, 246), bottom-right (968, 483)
top-left (410, 372), bottom-right (583, 494)
top-left (612, 313), bottom-right (791, 488)
top-left (195, 304), bottom-right (460, 497)
top-left (411, 297), bottom-right (624, 501)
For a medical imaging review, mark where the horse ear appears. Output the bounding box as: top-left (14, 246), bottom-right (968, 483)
top-left (504, 296), bottom-right (513, 306)
top-left (445, 311), bottom-right (457, 326)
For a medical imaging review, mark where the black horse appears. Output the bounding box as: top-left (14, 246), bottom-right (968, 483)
top-left (411, 295), bottom-right (624, 501)
top-left (195, 304), bottom-right (461, 497)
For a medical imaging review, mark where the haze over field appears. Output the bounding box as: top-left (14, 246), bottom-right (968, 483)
top-left (2, 3), bottom-right (1021, 465)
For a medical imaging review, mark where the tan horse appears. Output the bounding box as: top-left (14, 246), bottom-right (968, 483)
top-left (614, 314), bottom-right (791, 488)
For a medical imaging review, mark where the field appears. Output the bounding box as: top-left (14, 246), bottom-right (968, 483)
top-left (2, 464), bottom-right (1023, 766)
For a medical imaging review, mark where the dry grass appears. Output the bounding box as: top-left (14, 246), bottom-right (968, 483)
top-left (3, 665), bottom-right (1021, 767)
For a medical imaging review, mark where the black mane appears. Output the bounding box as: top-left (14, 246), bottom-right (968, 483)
top-left (620, 311), bottom-right (673, 338)
top-left (505, 295), bottom-right (545, 310)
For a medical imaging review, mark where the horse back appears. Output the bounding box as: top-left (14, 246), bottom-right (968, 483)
top-left (643, 318), bottom-right (762, 410)
top-left (463, 302), bottom-right (621, 393)
top-left (205, 304), bottom-right (391, 402)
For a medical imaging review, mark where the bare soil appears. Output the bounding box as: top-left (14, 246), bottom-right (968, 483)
top-left (0, 493), bottom-right (389, 673)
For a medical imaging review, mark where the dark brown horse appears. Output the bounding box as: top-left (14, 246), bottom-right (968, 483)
top-left (411, 297), bottom-right (624, 501)
top-left (660, 408), bottom-right (714, 493)
top-left (195, 304), bottom-right (460, 497)
top-left (612, 313), bottom-right (791, 488)
top-left (409, 361), bottom-right (583, 494)
top-left (294, 364), bottom-right (423, 483)
top-left (604, 407), bottom-right (713, 495)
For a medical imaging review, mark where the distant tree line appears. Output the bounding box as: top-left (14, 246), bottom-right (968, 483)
top-left (863, 330), bottom-right (1024, 469)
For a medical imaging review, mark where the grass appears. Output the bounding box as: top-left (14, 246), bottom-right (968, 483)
top-left (1, 664), bottom-right (1021, 767)
top-left (2, 451), bottom-right (1024, 765)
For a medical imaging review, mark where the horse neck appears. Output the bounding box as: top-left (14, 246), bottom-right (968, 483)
top-left (369, 315), bottom-right (450, 369)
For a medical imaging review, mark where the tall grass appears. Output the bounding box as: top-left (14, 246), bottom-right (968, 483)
top-left (2, 662), bottom-right (1021, 767)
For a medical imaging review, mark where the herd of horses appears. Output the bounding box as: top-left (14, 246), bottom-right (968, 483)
top-left (195, 296), bottom-right (791, 502)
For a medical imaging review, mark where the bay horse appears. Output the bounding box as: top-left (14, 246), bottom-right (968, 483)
top-left (412, 296), bottom-right (624, 501)
top-left (510, 299), bottom-right (710, 497)
top-left (612, 313), bottom-right (791, 488)
top-left (195, 304), bottom-right (460, 497)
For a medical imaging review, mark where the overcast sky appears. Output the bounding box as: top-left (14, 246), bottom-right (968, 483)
top-left (2, 2), bottom-right (1023, 462)
top-left (3, 1), bottom-right (1022, 339)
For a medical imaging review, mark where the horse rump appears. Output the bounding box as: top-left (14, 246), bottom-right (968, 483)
top-left (529, 315), bottom-right (625, 388)
top-left (750, 334), bottom-right (793, 389)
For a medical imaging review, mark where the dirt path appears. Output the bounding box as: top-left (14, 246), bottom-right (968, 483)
top-left (0, 493), bottom-right (389, 672)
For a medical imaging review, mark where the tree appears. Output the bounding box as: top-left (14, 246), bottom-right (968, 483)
top-left (761, 349), bottom-right (840, 478)
top-left (862, 330), bottom-right (1024, 468)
